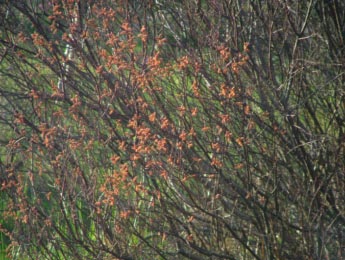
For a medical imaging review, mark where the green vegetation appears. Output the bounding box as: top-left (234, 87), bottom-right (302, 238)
top-left (1, 0), bottom-right (344, 259)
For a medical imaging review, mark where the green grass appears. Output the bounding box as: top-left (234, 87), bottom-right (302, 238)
top-left (0, 198), bottom-right (10, 260)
